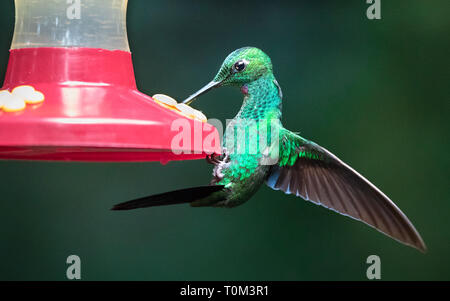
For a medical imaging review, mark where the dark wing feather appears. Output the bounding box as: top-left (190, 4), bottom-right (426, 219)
top-left (267, 130), bottom-right (426, 252)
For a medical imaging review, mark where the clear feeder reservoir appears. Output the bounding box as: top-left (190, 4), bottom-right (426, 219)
top-left (12, 0), bottom-right (129, 50)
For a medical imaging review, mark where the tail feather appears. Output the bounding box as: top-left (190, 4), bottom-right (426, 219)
top-left (111, 185), bottom-right (225, 210)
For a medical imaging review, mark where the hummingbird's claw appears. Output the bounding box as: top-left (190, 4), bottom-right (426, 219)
top-left (206, 154), bottom-right (214, 165)
top-left (206, 153), bottom-right (221, 165)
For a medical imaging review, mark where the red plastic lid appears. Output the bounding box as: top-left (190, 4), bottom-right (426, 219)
top-left (0, 47), bottom-right (220, 162)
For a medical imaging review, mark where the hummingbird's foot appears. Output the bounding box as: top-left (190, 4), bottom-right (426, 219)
top-left (206, 153), bottom-right (221, 165)
top-left (212, 148), bottom-right (231, 181)
top-left (222, 148), bottom-right (230, 162)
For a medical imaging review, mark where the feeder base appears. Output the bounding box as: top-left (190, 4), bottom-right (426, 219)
top-left (0, 48), bottom-right (220, 162)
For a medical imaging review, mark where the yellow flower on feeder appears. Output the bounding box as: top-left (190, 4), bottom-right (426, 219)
top-left (12, 85), bottom-right (45, 104)
top-left (0, 85), bottom-right (45, 112)
top-left (152, 94), bottom-right (207, 123)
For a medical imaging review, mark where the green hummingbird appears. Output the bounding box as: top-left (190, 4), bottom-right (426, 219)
top-left (113, 47), bottom-right (426, 253)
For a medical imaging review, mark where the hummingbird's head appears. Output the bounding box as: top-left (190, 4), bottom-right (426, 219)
top-left (183, 47), bottom-right (273, 104)
top-left (213, 47), bottom-right (273, 85)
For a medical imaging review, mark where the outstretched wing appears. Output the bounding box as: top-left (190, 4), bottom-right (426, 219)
top-left (266, 129), bottom-right (426, 252)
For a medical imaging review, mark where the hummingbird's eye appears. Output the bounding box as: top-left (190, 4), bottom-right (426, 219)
top-left (233, 60), bottom-right (248, 72)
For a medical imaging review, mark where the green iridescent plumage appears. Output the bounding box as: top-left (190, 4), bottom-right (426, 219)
top-left (113, 47), bottom-right (426, 253)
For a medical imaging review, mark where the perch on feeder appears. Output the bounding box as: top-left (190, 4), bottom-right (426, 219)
top-left (0, 0), bottom-right (220, 162)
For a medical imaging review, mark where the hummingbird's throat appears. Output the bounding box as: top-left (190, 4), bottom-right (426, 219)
top-left (236, 74), bottom-right (282, 121)
top-left (240, 85), bottom-right (249, 95)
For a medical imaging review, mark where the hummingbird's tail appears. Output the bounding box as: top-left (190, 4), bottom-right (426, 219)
top-left (111, 185), bottom-right (226, 210)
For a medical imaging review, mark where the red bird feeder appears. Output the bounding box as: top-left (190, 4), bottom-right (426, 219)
top-left (0, 0), bottom-right (220, 162)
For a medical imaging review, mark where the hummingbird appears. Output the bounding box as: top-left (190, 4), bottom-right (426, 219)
top-left (113, 47), bottom-right (426, 253)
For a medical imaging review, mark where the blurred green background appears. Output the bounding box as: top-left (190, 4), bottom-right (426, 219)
top-left (0, 0), bottom-right (448, 280)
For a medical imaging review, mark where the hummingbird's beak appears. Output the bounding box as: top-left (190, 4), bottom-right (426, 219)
top-left (182, 80), bottom-right (221, 105)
